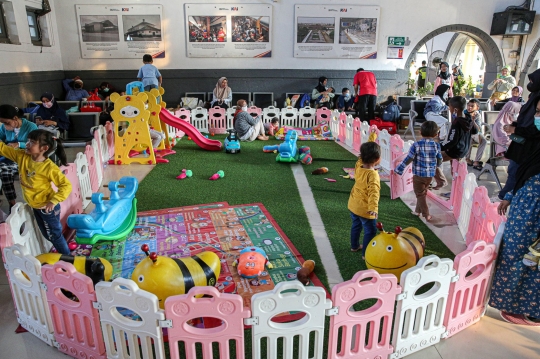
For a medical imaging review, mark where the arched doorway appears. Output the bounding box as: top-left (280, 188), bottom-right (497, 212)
top-left (518, 37), bottom-right (540, 87)
top-left (404, 25), bottom-right (504, 97)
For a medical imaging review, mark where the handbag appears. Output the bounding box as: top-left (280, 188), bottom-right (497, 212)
top-left (181, 97), bottom-right (199, 110)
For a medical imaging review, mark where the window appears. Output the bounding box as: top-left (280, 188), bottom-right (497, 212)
top-left (0, 4), bottom-right (9, 43)
top-left (26, 9), bottom-right (41, 45)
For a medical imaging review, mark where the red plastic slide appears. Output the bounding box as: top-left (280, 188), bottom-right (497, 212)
top-left (159, 109), bottom-right (222, 151)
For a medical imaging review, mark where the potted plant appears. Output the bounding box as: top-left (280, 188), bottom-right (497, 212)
top-left (405, 78), bottom-right (416, 96)
top-left (453, 75), bottom-right (467, 96)
top-left (416, 82), bottom-right (433, 98)
top-left (465, 76), bottom-right (476, 98)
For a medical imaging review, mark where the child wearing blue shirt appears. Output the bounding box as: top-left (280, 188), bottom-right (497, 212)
top-left (394, 121), bottom-right (442, 221)
top-left (137, 54), bottom-right (162, 91)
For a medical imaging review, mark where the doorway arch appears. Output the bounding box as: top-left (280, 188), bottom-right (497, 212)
top-left (404, 24), bottom-right (504, 97)
top-left (518, 37), bottom-right (540, 86)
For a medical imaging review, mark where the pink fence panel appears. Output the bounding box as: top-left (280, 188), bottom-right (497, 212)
top-left (465, 187), bottom-right (504, 245)
top-left (208, 106), bottom-right (227, 134)
top-left (105, 121), bottom-right (115, 160)
top-left (316, 107), bottom-right (332, 124)
top-left (41, 261), bottom-right (106, 359)
top-left (451, 160), bottom-right (468, 218)
top-left (369, 125), bottom-right (380, 144)
top-left (391, 154), bottom-right (413, 200)
top-left (59, 163), bottom-right (83, 233)
top-left (338, 112), bottom-right (347, 143)
top-left (390, 135), bottom-right (405, 170)
top-left (328, 270), bottom-right (401, 359)
top-left (443, 240), bottom-right (497, 339)
top-left (352, 117), bottom-right (361, 152)
top-left (174, 108), bottom-right (191, 139)
top-left (85, 144), bottom-right (99, 192)
top-left (248, 105), bottom-right (262, 119)
top-left (165, 286), bottom-right (250, 359)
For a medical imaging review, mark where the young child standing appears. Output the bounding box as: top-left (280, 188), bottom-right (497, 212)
top-left (137, 54), bottom-right (162, 92)
top-left (0, 129), bottom-right (72, 254)
top-left (394, 121), bottom-right (442, 221)
top-left (264, 118), bottom-right (280, 136)
top-left (348, 142), bottom-right (381, 257)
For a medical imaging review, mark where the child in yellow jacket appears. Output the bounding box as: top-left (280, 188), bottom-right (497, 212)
top-left (0, 129), bottom-right (72, 254)
top-left (348, 142), bottom-right (381, 257)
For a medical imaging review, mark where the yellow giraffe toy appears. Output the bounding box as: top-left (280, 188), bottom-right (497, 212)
top-left (110, 92), bottom-right (157, 165)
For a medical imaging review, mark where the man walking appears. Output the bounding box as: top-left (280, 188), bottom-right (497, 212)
top-left (353, 68), bottom-right (377, 122)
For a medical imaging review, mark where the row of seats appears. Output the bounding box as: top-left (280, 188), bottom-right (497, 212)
top-left (23, 112), bottom-right (98, 146)
top-left (183, 92), bottom-right (276, 109)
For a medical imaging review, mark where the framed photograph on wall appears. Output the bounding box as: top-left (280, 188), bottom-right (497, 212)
top-left (185, 3), bottom-right (272, 58)
top-left (76, 4), bottom-right (165, 59)
top-left (294, 5), bottom-right (379, 59)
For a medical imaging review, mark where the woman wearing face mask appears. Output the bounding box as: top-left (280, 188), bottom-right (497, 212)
top-left (312, 76), bottom-right (335, 109)
top-left (233, 99), bottom-right (268, 142)
top-left (433, 62), bottom-right (454, 98)
top-left (98, 82), bottom-right (115, 101)
top-left (34, 93), bottom-right (70, 133)
top-left (496, 69), bottom-right (540, 202)
top-left (424, 84), bottom-right (451, 139)
top-left (62, 76), bottom-right (90, 101)
top-left (491, 96), bottom-right (540, 326)
top-left (0, 105), bottom-right (38, 209)
top-left (211, 77), bottom-right (232, 109)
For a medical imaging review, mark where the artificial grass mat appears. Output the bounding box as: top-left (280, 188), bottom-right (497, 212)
top-left (136, 135), bottom-right (329, 289)
top-left (302, 140), bottom-right (456, 283)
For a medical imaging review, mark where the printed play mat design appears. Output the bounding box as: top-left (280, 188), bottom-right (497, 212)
top-left (343, 167), bottom-right (390, 182)
top-left (275, 120), bottom-right (334, 141)
top-left (71, 202), bottom-right (324, 309)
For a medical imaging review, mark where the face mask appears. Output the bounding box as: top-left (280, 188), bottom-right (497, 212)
top-left (103, 88), bottom-right (109, 93)
top-left (43, 101), bottom-right (53, 109)
top-left (74, 84), bottom-right (82, 89)
top-left (242, 106), bottom-right (247, 111)
top-left (442, 93), bottom-right (449, 101)
top-left (535, 117), bottom-right (540, 131)
top-left (344, 93), bottom-right (351, 99)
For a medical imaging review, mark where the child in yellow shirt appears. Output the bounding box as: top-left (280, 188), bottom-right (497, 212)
top-left (347, 142), bottom-right (381, 257)
top-left (0, 129), bottom-right (72, 254)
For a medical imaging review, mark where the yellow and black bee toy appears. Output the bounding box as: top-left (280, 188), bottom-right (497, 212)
top-left (36, 253), bottom-right (113, 285)
top-left (131, 244), bottom-right (222, 309)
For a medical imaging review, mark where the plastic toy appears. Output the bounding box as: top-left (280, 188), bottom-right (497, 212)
top-left (312, 167), bottom-right (328, 175)
top-left (36, 253), bottom-right (113, 285)
top-left (232, 246), bottom-right (273, 278)
top-left (324, 178), bottom-right (336, 182)
top-left (224, 130), bottom-right (241, 154)
top-left (298, 146), bottom-right (310, 155)
top-left (132, 244), bottom-right (221, 309)
top-left (297, 259), bottom-right (315, 285)
top-left (262, 130), bottom-right (300, 163)
top-left (300, 153), bottom-right (313, 165)
top-left (365, 223), bottom-right (425, 280)
top-left (68, 177), bottom-right (138, 245)
top-left (159, 109), bottom-right (222, 151)
top-left (176, 169), bottom-right (193, 180)
top-left (209, 170), bottom-right (224, 180)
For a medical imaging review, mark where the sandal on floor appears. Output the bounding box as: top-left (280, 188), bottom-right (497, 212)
top-left (411, 211), bottom-right (420, 216)
top-left (466, 161), bottom-right (474, 167)
top-left (473, 165), bottom-right (483, 171)
top-left (351, 246), bottom-right (362, 252)
top-left (500, 311), bottom-right (540, 326)
top-left (425, 215), bottom-right (433, 221)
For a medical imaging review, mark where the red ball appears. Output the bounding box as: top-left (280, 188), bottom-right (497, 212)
top-left (188, 137), bottom-right (192, 140)
top-left (141, 244), bottom-right (149, 252)
top-left (68, 242), bottom-right (78, 251)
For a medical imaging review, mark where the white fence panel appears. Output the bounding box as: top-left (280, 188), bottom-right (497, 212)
top-left (458, 173), bottom-right (478, 239)
top-left (299, 106), bottom-right (316, 128)
top-left (6, 203), bottom-right (50, 255)
top-left (75, 152), bottom-right (92, 209)
top-left (345, 115), bottom-right (354, 147)
top-left (360, 121), bottom-right (370, 144)
top-left (191, 107), bottom-right (209, 132)
top-left (379, 129), bottom-right (391, 171)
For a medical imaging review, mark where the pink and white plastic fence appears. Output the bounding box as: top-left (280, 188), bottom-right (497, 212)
top-left (208, 106), bottom-right (227, 134)
top-left (316, 107), bottom-right (332, 124)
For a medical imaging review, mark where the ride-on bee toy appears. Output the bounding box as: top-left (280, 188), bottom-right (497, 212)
top-left (224, 130), bottom-right (241, 154)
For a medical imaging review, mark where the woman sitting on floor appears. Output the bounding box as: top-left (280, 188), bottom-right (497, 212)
top-left (233, 99), bottom-right (268, 142)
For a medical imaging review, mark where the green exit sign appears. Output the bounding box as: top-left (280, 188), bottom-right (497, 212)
top-left (388, 37), bottom-right (406, 46)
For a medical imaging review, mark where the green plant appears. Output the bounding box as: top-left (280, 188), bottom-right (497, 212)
top-left (405, 78), bottom-right (416, 96)
top-left (465, 75), bottom-right (476, 97)
top-left (453, 75), bottom-right (467, 96)
top-left (416, 82), bottom-right (433, 98)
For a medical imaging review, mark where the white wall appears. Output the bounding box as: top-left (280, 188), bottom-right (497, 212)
top-left (0, 0), bottom-right (63, 73)
top-left (54, 0), bottom-right (518, 72)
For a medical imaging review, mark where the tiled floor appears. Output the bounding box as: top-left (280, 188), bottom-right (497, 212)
top-left (1, 139), bottom-right (539, 359)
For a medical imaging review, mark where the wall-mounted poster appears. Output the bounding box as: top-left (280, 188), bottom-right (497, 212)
top-left (294, 5), bottom-right (379, 59)
top-left (76, 5), bottom-right (165, 59)
top-left (185, 4), bottom-right (272, 58)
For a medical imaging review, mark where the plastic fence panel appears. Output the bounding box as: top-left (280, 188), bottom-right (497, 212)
top-left (328, 270), bottom-right (401, 359)
top-left (94, 125), bottom-right (110, 164)
top-left (3, 244), bottom-right (55, 346)
top-left (174, 108), bottom-right (191, 138)
top-left (263, 106), bottom-right (281, 124)
top-left (90, 138), bottom-right (103, 188)
top-left (85, 143), bottom-right (99, 193)
top-left (42, 261), bottom-right (106, 359)
top-left (59, 163), bottom-right (83, 232)
top-left (191, 107), bottom-right (209, 132)
top-left (345, 115), bottom-right (354, 147)
top-left (403, 140), bottom-right (414, 154)
top-left (5, 203), bottom-right (49, 256)
top-left (226, 107), bottom-right (236, 130)
top-left (390, 134), bottom-right (405, 170)
top-left (443, 240), bottom-right (497, 339)
top-left (105, 121), bottom-right (115, 160)
top-left (299, 106), bottom-right (316, 128)
top-left (209, 107), bottom-right (228, 134)
top-left (391, 255), bottom-right (456, 359)
top-left (390, 154), bottom-right (414, 200)
top-left (331, 112), bottom-right (340, 137)
top-left (465, 187), bottom-right (504, 246)
top-left (379, 130), bottom-right (391, 171)
top-left (316, 107), bottom-right (332, 124)
top-left (281, 107), bottom-right (299, 127)
top-left (75, 152), bottom-right (92, 209)
top-left (457, 173), bottom-right (478, 239)
top-left (95, 278), bottom-right (166, 359)
top-left (248, 106), bottom-right (262, 119)
top-left (369, 125), bottom-right (380, 144)
top-left (360, 121), bottom-right (370, 144)
top-left (166, 286), bottom-right (250, 359)
top-left (251, 281), bottom-right (331, 359)
top-left (451, 161), bottom-right (468, 220)
top-left (352, 117), bottom-right (361, 152)
top-left (338, 112), bottom-right (347, 143)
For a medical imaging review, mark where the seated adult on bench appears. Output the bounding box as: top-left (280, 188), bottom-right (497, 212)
top-left (0, 105), bottom-right (38, 210)
top-left (312, 76), bottom-right (335, 109)
top-left (34, 93), bottom-right (70, 134)
top-left (211, 77), bottom-right (232, 109)
top-left (233, 99), bottom-right (268, 142)
top-left (63, 76), bottom-right (89, 101)
top-left (424, 84), bottom-right (450, 139)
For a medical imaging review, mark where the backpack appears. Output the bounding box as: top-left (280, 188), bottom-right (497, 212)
top-left (382, 101), bottom-right (401, 122)
top-left (295, 93), bottom-right (311, 109)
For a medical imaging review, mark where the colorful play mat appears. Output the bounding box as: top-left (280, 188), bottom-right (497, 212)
top-left (274, 121), bottom-right (334, 141)
top-left (70, 202), bottom-right (324, 309)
